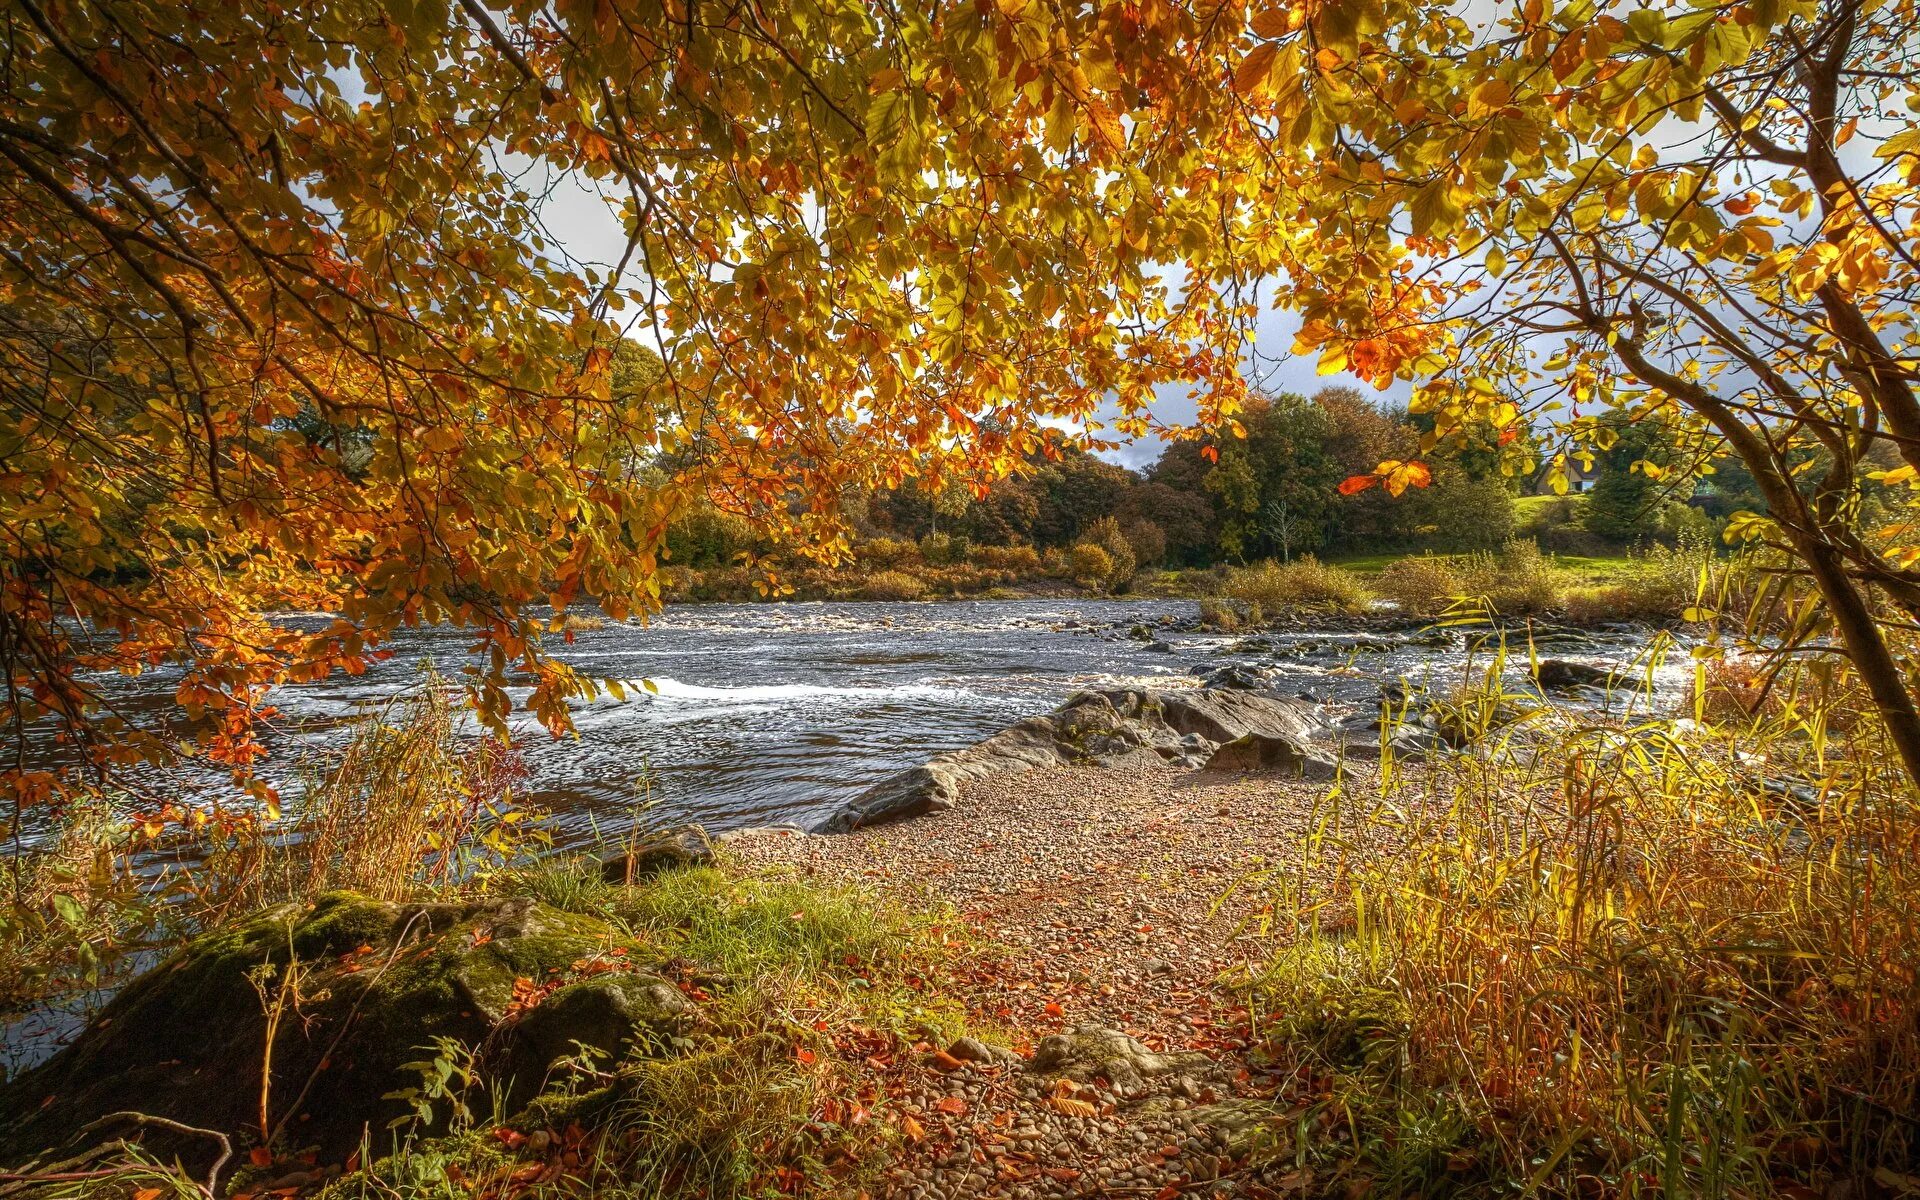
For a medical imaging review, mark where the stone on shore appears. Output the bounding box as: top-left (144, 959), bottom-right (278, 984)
top-left (815, 686), bottom-right (1347, 832)
top-left (0, 892), bottom-right (688, 1169)
top-left (600, 824), bottom-right (715, 884)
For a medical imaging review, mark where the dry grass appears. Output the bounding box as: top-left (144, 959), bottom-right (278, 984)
top-left (1, 675), bottom-right (539, 1017)
top-left (1248, 661), bottom-right (1920, 1195)
top-left (1221, 554), bottom-right (1373, 614)
top-left (853, 569), bottom-right (931, 601)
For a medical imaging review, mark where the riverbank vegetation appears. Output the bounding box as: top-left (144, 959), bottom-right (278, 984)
top-left (654, 387), bottom-right (1755, 605)
top-left (1248, 661), bottom-right (1920, 1194)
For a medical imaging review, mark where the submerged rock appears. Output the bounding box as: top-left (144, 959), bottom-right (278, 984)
top-left (817, 686), bottom-right (1345, 831)
top-left (1534, 658), bottom-right (1628, 691)
top-left (0, 892), bottom-right (688, 1169)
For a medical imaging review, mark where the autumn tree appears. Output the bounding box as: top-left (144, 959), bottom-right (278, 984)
top-left (0, 0), bottom-right (1276, 815)
top-left (1235, 0), bottom-right (1920, 776)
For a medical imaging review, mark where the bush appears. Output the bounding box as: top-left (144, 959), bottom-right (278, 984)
top-left (1197, 597), bottom-right (1241, 631)
top-left (856, 536), bottom-right (920, 569)
top-left (1122, 519), bottom-right (1167, 567)
top-left (1220, 555), bottom-right (1372, 614)
top-left (1466, 539), bottom-right (1564, 615)
top-left (1375, 554), bottom-right (1463, 616)
top-left (917, 531), bottom-right (969, 565)
top-left (1081, 516), bottom-right (1138, 587)
top-left (1066, 542), bottom-right (1117, 590)
top-left (1561, 536), bottom-right (1720, 623)
top-left (972, 543), bottom-right (1043, 573)
top-left (1248, 684), bottom-right (1920, 1194)
top-left (855, 569), bottom-right (930, 601)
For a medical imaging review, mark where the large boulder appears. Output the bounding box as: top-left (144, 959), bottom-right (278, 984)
top-left (816, 686), bottom-right (1343, 832)
top-left (0, 892), bottom-right (691, 1170)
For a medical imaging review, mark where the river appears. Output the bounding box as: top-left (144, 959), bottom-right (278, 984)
top-left (76, 599), bottom-right (1690, 842)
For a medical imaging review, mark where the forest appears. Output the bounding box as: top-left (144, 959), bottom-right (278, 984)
top-left (4, 0), bottom-right (1920, 1197)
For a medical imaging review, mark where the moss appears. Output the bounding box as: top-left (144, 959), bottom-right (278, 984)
top-left (0, 892), bottom-right (658, 1170)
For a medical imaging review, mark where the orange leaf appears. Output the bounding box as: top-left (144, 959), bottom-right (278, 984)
top-left (135, 1189), bottom-right (164, 1200)
top-left (1384, 460), bottom-right (1433, 496)
top-left (936, 1095), bottom-right (969, 1115)
top-left (1338, 473), bottom-right (1378, 495)
top-left (249, 1147), bottom-right (274, 1168)
top-left (1233, 43), bottom-right (1278, 94)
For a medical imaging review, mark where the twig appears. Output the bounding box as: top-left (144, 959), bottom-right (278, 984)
top-left (76, 1112), bottom-right (233, 1199)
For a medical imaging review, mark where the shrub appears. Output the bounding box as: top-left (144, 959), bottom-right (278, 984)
top-left (1197, 597), bottom-right (1241, 631)
top-left (1443, 540), bottom-right (1564, 616)
top-left (856, 536), bottom-right (920, 569)
top-left (972, 543), bottom-right (1043, 573)
top-left (1080, 516), bottom-right (1138, 587)
top-left (1066, 542), bottom-right (1116, 590)
top-left (1562, 536), bottom-right (1721, 623)
top-left (1374, 554), bottom-right (1461, 616)
top-left (855, 569), bottom-right (929, 601)
top-left (1248, 682), bottom-right (1920, 1194)
top-left (1122, 518), bottom-right (1167, 568)
top-left (1220, 555), bottom-right (1372, 614)
top-left (917, 531), bottom-right (969, 565)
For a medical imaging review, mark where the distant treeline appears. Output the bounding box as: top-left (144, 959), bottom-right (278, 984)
top-left (666, 387), bottom-right (1768, 575)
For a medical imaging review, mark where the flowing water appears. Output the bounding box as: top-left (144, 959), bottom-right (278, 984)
top-left (71, 599), bottom-right (1691, 841)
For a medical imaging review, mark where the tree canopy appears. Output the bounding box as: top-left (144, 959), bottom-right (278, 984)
top-left (6, 0), bottom-right (1920, 804)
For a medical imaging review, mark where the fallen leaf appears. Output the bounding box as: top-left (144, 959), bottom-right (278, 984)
top-left (936, 1095), bottom-right (968, 1116)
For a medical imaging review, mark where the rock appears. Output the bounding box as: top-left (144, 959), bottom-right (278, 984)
top-left (1201, 733), bottom-right (1338, 778)
top-left (600, 824), bottom-right (714, 884)
top-left (1127, 624), bottom-right (1154, 642)
top-left (0, 892), bottom-right (686, 1168)
top-left (816, 687), bottom-right (1350, 831)
top-left (1534, 658), bottom-right (1617, 690)
top-left (1197, 664), bottom-right (1284, 692)
top-left (1144, 640), bottom-right (1175, 653)
top-left (503, 973), bottom-right (693, 1106)
top-left (1029, 1025), bottom-right (1209, 1090)
top-left (1187, 1098), bottom-right (1290, 1158)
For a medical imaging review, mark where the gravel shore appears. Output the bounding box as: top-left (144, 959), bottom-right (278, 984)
top-left (730, 763), bottom-right (1399, 1199)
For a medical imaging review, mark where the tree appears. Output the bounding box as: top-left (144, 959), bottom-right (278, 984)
top-left (1, 0), bottom-right (1270, 814)
top-left (1246, 0), bottom-right (1920, 778)
top-left (1581, 415), bottom-right (1682, 542)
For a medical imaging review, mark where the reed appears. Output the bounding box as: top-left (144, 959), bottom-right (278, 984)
top-left (1249, 649), bottom-right (1920, 1194)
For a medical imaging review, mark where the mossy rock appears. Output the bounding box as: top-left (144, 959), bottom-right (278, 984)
top-left (0, 892), bottom-right (687, 1170)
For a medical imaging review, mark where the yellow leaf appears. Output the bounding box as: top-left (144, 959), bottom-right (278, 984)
top-left (1234, 42), bottom-right (1279, 94)
top-left (1249, 7), bottom-right (1292, 37)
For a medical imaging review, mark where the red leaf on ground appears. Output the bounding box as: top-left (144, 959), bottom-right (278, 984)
top-left (936, 1096), bottom-right (968, 1115)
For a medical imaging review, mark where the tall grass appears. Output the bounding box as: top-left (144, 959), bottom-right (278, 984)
top-left (1222, 554), bottom-right (1374, 615)
top-left (1249, 653), bottom-right (1920, 1195)
top-left (1, 673), bottom-right (537, 1018)
top-left (289, 683), bottom-right (533, 901)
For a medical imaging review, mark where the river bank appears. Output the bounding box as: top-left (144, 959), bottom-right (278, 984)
top-left (3, 654), bottom-right (1912, 1199)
